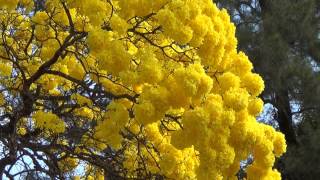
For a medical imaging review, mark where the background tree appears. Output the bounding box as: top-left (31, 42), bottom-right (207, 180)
top-left (216, 0), bottom-right (320, 179)
top-left (0, 0), bottom-right (286, 179)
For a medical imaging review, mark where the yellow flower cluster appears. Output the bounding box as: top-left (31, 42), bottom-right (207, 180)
top-left (58, 156), bottom-right (79, 173)
top-left (32, 11), bottom-right (49, 25)
top-left (123, 122), bottom-right (200, 179)
top-left (17, 127), bottom-right (27, 136)
top-left (0, 0), bottom-right (19, 10)
top-left (80, 166), bottom-right (104, 180)
top-left (0, 0), bottom-right (287, 179)
top-left (75, 0), bottom-right (285, 178)
top-left (0, 61), bottom-right (12, 76)
top-left (116, 0), bottom-right (170, 19)
top-left (67, 0), bottom-right (111, 27)
top-left (135, 48), bottom-right (164, 84)
top-left (94, 101), bottom-right (130, 149)
top-left (87, 30), bottom-right (131, 76)
top-left (0, 0), bottom-right (33, 11)
top-left (33, 111), bottom-right (65, 134)
top-left (245, 124), bottom-right (286, 180)
top-left (0, 93), bottom-right (4, 106)
top-left (71, 94), bottom-right (92, 107)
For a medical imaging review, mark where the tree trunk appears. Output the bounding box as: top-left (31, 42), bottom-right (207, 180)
top-left (274, 89), bottom-right (297, 144)
top-left (258, 0), bottom-right (297, 145)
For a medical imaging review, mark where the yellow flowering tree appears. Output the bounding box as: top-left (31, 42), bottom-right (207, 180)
top-left (0, 0), bottom-right (286, 179)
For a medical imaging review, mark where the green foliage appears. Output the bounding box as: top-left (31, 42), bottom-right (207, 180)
top-left (216, 0), bottom-right (320, 178)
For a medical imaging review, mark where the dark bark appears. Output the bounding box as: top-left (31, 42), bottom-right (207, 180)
top-left (307, 41), bottom-right (320, 63)
top-left (274, 90), bottom-right (297, 144)
top-left (0, 157), bottom-right (13, 178)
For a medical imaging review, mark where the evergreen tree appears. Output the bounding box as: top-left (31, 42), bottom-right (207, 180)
top-left (216, 0), bottom-right (320, 179)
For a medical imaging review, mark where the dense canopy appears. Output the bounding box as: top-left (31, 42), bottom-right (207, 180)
top-left (0, 0), bottom-right (286, 179)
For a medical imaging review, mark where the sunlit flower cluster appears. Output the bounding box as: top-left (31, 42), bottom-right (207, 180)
top-left (0, 0), bottom-right (286, 179)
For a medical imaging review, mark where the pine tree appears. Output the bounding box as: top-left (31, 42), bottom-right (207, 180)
top-left (216, 0), bottom-right (320, 178)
